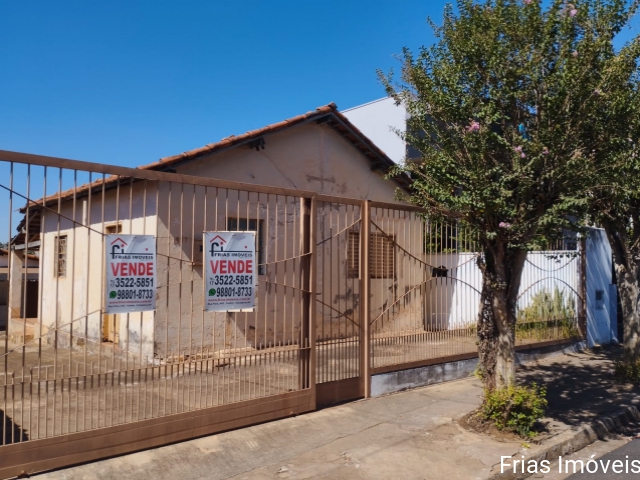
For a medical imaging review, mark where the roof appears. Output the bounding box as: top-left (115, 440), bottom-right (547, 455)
top-left (139, 102), bottom-right (410, 188)
top-left (13, 103), bottom-right (411, 244)
top-left (0, 248), bottom-right (39, 261)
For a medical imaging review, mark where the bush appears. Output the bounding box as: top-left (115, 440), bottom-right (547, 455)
top-left (613, 359), bottom-right (640, 383)
top-left (482, 384), bottom-right (548, 438)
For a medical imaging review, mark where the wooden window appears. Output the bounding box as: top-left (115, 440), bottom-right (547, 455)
top-left (227, 218), bottom-right (265, 275)
top-left (54, 235), bottom-right (67, 277)
top-left (347, 231), bottom-right (395, 279)
top-left (105, 223), bottom-right (122, 234)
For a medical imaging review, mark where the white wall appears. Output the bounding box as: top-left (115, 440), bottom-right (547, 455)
top-left (342, 97), bottom-right (408, 164)
top-left (431, 250), bottom-right (581, 330)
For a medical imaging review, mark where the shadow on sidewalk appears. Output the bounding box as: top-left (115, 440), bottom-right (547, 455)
top-left (517, 344), bottom-right (640, 426)
top-left (1, 409), bottom-right (29, 445)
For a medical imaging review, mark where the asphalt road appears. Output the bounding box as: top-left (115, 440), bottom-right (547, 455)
top-left (566, 438), bottom-right (640, 479)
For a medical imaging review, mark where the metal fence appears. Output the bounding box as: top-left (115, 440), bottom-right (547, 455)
top-left (0, 150), bottom-right (584, 478)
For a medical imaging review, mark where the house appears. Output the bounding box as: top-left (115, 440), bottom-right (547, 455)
top-left (342, 97), bottom-right (410, 164)
top-left (12, 103), bottom-right (416, 361)
top-left (1, 248), bottom-right (39, 333)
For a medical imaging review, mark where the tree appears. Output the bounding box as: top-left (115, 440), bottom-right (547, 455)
top-left (588, 53), bottom-right (640, 364)
top-left (380, 0), bottom-right (639, 390)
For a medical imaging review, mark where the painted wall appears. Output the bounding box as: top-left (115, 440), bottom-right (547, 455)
top-left (38, 181), bottom-right (158, 359)
top-left (342, 98), bottom-right (408, 164)
top-left (430, 250), bottom-right (581, 330)
top-left (175, 123), bottom-right (403, 203)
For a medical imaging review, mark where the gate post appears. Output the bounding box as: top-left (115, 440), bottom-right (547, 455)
top-left (299, 197), bottom-right (315, 404)
top-left (360, 200), bottom-right (371, 398)
top-left (578, 235), bottom-right (587, 339)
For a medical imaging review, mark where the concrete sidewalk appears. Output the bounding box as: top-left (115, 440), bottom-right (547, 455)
top-left (34, 348), bottom-right (640, 480)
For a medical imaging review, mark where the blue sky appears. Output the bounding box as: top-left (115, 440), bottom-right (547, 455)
top-left (0, 0), bottom-right (441, 168)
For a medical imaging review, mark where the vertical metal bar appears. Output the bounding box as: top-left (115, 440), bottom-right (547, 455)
top-left (3, 162), bottom-right (13, 445)
top-left (51, 167), bottom-right (63, 439)
top-left (360, 200), bottom-right (370, 398)
top-left (99, 173), bottom-right (106, 429)
top-left (139, 178), bottom-right (147, 420)
top-left (298, 197), bottom-right (311, 392)
top-left (579, 236), bottom-right (587, 338)
top-left (163, 181), bottom-right (171, 416)
top-left (69, 170), bottom-right (78, 435)
top-left (308, 196), bottom-right (316, 404)
top-left (177, 183), bottom-right (184, 412)
top-left (36, 166), bottom-right (47, 439)
top-left (84, 172), bottom-right (92, 429)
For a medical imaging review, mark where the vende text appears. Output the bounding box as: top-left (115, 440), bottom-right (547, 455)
top-left (209, 260), bottom-right (253, 274)
top-left (110, 263), bottom-right (154, 276)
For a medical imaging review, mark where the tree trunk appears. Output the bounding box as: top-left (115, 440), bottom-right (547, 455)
top-left (618, 272), bottom-right (640, 362)
top-left (476, 244), bottom-right (528, 390)
top-left (603, 221), bottom-right (640, 363)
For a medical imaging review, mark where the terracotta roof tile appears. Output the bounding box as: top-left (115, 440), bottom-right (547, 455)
top-left (139, 103), bottom-right (339, 170)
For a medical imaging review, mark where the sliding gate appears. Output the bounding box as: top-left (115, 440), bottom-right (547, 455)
top-left (0, 150), bottom-right (585, 478)
top-left (0, 151), bottom-right (315, 478)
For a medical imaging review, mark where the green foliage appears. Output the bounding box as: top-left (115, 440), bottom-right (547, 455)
top-left (515, 287), bottom-right (579, 340)
top-left (380, 0), bottom-right (640, 250)
top-left (482, 383), bottom-right (548, 438)
top-left (613, 359), bottom-right (640, 383)
top-left (424, 219), bottom-right (478, 253)
top-left (517, 287), bottom-right (576, 323)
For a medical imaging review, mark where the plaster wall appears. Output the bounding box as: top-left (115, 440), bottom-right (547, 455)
top-left (38, 181), bottom-right (158, 359)
top-left (174, 123), bottom-right (402, 203)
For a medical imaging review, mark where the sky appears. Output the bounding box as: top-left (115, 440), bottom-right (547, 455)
top-left (0, 0), bottom-right (638, 236)
top-left (0, 0), bottom-right (442, 168)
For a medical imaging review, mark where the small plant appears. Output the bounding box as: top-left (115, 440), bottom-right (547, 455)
top-left (482, 384), bottom-right (548, 438)
top-left (613, 359), bottom-right (640, 383)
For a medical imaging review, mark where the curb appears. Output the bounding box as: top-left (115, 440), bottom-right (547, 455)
top-left (488, 405), bottom-right (640, 480)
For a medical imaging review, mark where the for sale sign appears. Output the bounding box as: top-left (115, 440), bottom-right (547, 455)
top-left (105, 235), bottom-right (156, 314)
top-left (204, 231), bottom-right (256, 312)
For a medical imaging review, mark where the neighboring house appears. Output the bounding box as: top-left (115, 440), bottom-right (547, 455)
top-left (342, 97), bottom-right (410, 164)
top-left (1, 248), bottom-right (39, 332)
top-left (12, 103), bottom-right (413, 360)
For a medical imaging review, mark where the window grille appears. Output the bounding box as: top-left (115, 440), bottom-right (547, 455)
top-left (54, 235), bottom-right (67, 277)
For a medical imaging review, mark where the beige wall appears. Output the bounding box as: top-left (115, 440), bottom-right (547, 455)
top-left (39, 181), bottom-right (158, 358)
top-left (175, 123), bottom-right (402, 202)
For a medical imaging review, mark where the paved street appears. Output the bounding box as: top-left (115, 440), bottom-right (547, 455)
top-left (563, 437), bottom-right (640, 479)
top-left (32, 349), bottom-right (640, 480)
